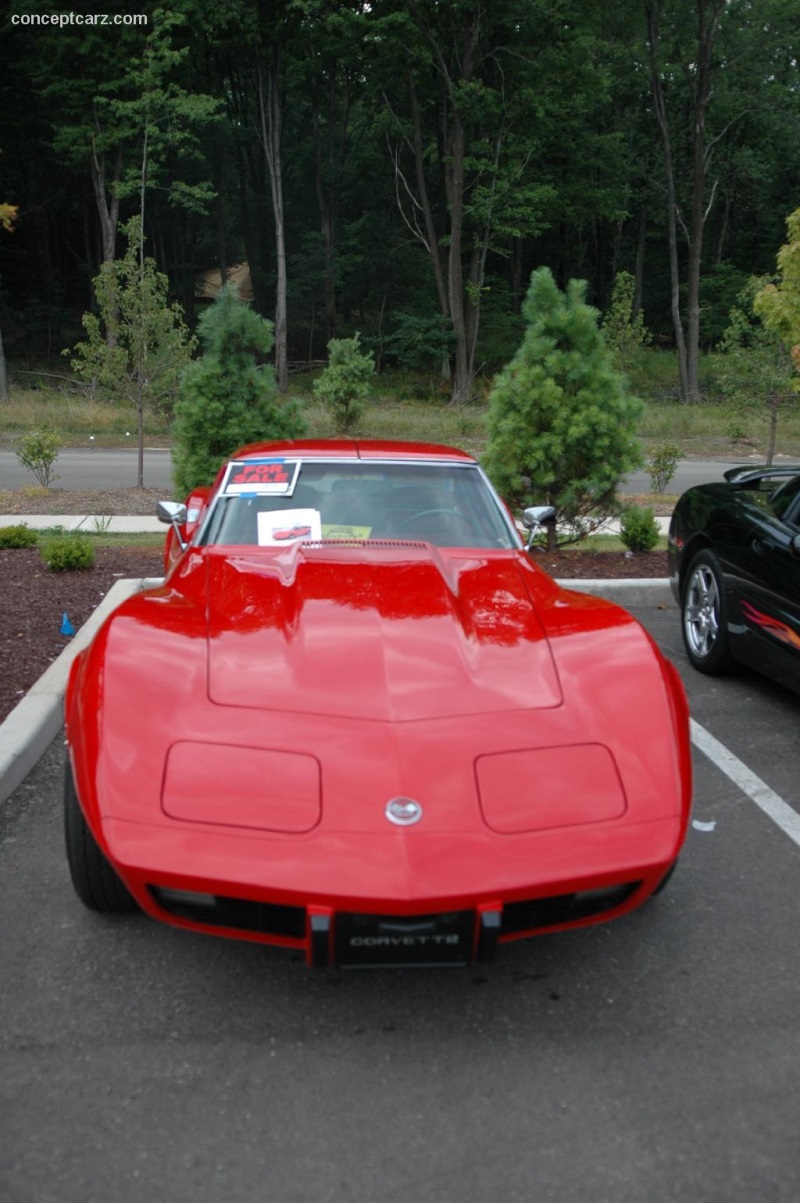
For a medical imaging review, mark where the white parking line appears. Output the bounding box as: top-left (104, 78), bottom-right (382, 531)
top-left (690, 718), bottom-right (800, 849)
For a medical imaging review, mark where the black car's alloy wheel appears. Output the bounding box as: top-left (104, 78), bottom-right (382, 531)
top-left (681, 550), bottom-right (734, 674)
top-left (64, 756), bottom-right (138, 913)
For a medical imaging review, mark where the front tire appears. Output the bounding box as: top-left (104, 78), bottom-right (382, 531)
top-left (64, 757), bottom-right (138, 913)
top-left (681, 549), bottom-right (735, 674)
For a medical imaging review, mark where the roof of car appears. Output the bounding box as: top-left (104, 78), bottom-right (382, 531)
top-left (227, 439), bottom-right (477, 464)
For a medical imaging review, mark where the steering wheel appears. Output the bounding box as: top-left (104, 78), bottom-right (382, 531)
top-left (396, 508), bottom-right (461, 532)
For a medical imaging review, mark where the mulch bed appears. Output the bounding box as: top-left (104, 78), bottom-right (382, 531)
top-left (532, 549), bottom-right (668, 580)
top-left (0, 487), bottom-right (165, 516)
top-left (1, 547), bottom-right (163, 725)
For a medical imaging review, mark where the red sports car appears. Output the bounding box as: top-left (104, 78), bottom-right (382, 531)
top-left (64, 440), bottom-right (691, 967)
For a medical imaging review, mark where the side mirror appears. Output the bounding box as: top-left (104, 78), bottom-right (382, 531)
top-left (157, 500), bottom-right (189, 553)
top-left (791, 532), bottom-right (800, 558)
top-left (522, 505), bottom-right (556, 550)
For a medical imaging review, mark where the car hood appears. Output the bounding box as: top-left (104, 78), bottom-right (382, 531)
top-left (204, 543), bottom-right (563, 720)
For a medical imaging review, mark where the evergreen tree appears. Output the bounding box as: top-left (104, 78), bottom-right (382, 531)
top-left (172, 284), bottom-right (306, 495)
top-left (602, 271), bottom-right (651, 374)
top-left (483, 267), bottom-right (643, 547)
top-left (313, 332), bottom-right (374, 433)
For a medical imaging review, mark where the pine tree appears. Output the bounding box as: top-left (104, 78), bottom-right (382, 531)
top-left (172, 284), bottom-right (306, 495)
top-left (602, 270), bottom-right (651, 374)
top-left (483, 267), bottom-right (643, 547)
top-left (313, 333), bottom-right (374, 433)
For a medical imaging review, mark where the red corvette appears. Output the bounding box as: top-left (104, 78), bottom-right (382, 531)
top-left (64, 440), bottom-right (691, 967)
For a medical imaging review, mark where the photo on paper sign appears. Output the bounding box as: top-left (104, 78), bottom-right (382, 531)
top-left (257, 508), bottom-right (322, 545)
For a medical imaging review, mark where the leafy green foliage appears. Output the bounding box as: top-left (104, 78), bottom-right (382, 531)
top-left (716, 277), bottom-right (795, 464)
top-left (384, 313), bottom-right (455, 372)
top-left (602, 271), bottom-right (651, 373)
top-left (484, 268), bottom-right (643, 546)
top-left (68, 218), bottom-right (194, 487)
top-left (0, 524), bottom-right (38, 549)
top-left (40, 535), bottom-right (95, 572)
top-left (647, 442), bottom-right (682, 492)
top-left (754, 207), bottom-right (800, 378)
top-left (313, 333), bottom-right (374, 433)
top-left (111, 11), bottom-right (219, 217)
top-left (172, 285), bottom-right (306, 495)
top-left (619, 505), bottom-right (660, 553)
top-left (15, 428), bottom-right (61, 487)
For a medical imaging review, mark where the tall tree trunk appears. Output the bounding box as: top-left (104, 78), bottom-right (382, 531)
top-left (446, 107), bottom-right (471, 402)
top-left (713, 192), bottom-right (732, 266)
top-left (89, 132), bottom-right (122, 267)
top-left (510, 236), bottom-right (524, 309)
top-left (408, 0), bottom-right (478, 402)
top-left (647, 0), bottom-right (724, 400)
top-left (0, 322), bottom-right (8, 402)
top-left (408, 72), bottom-right (449, 320)
top-left (465, 130), bottom-right (502, 376)
top-left (89, 132), bottom-right (123, 352)
top-left (633, 205), bottom-right (647, 318)
top-left (686, 0), bottom-right (724, 395)
top-left (313, 103), bottom-right (338, 342)
top-left (646, 0), bottom-right (691, 402)
top-left (257, 57), bottom-right (288, 393)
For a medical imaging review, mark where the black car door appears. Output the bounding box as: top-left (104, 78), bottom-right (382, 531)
top-left (731, 477), bottom-right (800, 690)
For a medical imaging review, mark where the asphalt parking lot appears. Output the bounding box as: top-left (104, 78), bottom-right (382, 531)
top-left (2, 591), bottom-right (799, 1203)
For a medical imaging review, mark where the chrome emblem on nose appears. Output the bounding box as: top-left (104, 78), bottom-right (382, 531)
top-left (385, 797), bottom-right (423, 826)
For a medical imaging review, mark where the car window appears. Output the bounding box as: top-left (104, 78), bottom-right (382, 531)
top-left (200, 460), bottom-right (519, 550)
top-left (769, 475), bottom-right (800, 526)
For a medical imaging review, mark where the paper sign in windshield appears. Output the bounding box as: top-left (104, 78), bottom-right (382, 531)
top-left (321, 525), bottom-right (372, 540)
top-left (225, 459), bottom-right (300, 496)
top-left (257, 508), bottom-right (322, 545)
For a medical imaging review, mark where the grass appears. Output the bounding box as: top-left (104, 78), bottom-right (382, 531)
top-left (1, 527), bottom-right (165, 550)
top-left (4, 350), bottom-right (800, 463)
top-left (0, 382), bottom-right (171, 447)
top-left (2, 527), bottom-right (660, 556)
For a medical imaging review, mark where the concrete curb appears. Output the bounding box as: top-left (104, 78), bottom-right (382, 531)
top-left (0, 575), bottom-right (674, 808)
top-left (0, 514), bottom-right (164, 533)
top-left (0, 576), bottom-right (163, 807)
top-left (558, 579), bottom-right (675, 607)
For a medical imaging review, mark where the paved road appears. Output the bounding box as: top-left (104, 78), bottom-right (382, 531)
top-left (0, 447), bottom-right (765, 496)
top-left (2, 595), bottom-right (800, 1202)
top-left (0, 447), bottom-right (174, 492)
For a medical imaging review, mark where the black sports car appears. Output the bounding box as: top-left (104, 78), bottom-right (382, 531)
top-left (669, 464), bottom-right (800, 693)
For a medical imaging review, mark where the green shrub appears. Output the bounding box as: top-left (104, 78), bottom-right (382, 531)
top-left (484, 267), bottom-right (642, 548)
top-left (0, 523), bottom-right (39, 549)
top-left (313, 332), bottom-right (375, 434)
top-left (172, 284), bottom-right (306, 495)
top-left (40, 535), bottom-right (95, 571)
top-left (647, 441), bottom-right (682, 492)
top-left (15, 427), bottom-right (61, 487)
top-left (619, 505), bottom-right (661, 552)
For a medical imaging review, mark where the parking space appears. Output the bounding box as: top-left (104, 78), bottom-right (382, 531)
top-left (631, 595), bottom-right (800, 826)
top-left (2, 592), bottom-right (800, 1202)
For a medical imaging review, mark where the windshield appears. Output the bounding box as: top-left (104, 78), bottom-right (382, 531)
top-left (200, 459), bottom-right (518, 550)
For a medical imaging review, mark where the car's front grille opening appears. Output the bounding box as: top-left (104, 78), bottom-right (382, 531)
top-left (501, 882), bottom-right (641, 935)
top-left (149, 887), bottom-right (306, 938)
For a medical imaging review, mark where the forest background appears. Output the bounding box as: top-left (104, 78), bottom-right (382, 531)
top-left (2, 0), bottom-right (800, 458)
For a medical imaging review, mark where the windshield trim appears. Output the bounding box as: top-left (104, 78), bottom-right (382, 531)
top-left (195, 457), bottom-right (522, 551)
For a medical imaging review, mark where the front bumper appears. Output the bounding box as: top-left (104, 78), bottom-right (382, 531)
top-left (148, 883), bottom-right (645, 967)
top-left (105, 816), bottom-right (679, 967)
